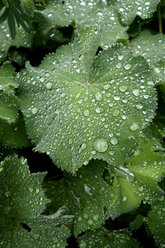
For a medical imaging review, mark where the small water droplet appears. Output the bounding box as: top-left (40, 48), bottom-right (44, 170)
top-left (93, 215), bottom-right (99, 221)
top-left (83, 109), bottom-right (90, 116)
top-left (132, 89), bottom-right (140, 96)
top-left (113, 109), bottom-right (120, 116)
top-left (136, 104), bottom-right (143, 109)
top-left (69, 138), bottom-right (73, 144)
top-left (93, 138), bottom-right (108, 152)
top-left (138, 186), bottom-right (143, 192)
top-left (46, 82), bottom-right (52, 89)
top-left (31, 107), bottom-right (38, 114)
top-left (110, 137), bottom-right (118, 145)
top-left (88, 219), bottom-right (93, 225)
top-left (122, 196), bottom-right (127, 201)
top-left (118, 55), bottom-right (124, 61)
top-left (124, 64), bottom-right (131, 70)
top-left (119, 85), bottom-right (127, 92)
top-left (103, 84), bottom-right (110, 90)
top-left (116, 62), bottom-right (122, 69)
top-left (95, 92), bottom-right (102, 101)
top-left (130, 123), bottom-right (139, 131)
top-left (95, 107), bottom-right (101, 113)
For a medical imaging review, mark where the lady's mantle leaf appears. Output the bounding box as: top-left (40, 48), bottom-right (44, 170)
top-left (130, 30), bottom-right (165, 82)
top-left (78, 228), bottom-right (140, 248)
top-left (147, 198), bottom-right (165, 248)
top-left (40, 0), bottom-right (128, 48)
top-left (0, 21), bottom-right (32, 63)
top-left (112, 0), bottom-right (160, 25)
top-left (0, 155), bottom-right (71, 248)
top-left (18, 29), bottom-right (157, 172)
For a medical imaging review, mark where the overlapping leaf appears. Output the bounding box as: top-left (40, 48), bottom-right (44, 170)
top-left (147, 198), bottom-right (165, 248)
top-left (44, 148), bottom-right (165, 235)
top-left (130, 29), bottom-right (165, 83)
top-left (18, 28), bottom-right (157, 172)
top-left (0, 155), bottom-right (71, 248)
top-left (0, 21), bottom-right (32, 63)
top-left (0, 62), bottom-right (29, 147)
top-left (112, 0), bottom-right (160, 25)
top-left (78, 228), bottom-right (140, 248)
top-left (39, 0), bottom-right (128, 48)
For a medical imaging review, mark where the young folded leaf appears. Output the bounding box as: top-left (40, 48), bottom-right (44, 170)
top-left (18, 28), bottom-right (157, 172)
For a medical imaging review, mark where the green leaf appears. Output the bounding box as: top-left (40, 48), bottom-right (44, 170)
top-left (147, 198), bottom-right (165, 248)
top-left (78, 228), bottom-right (141, 248)
top-left (40, 0), bottom-right (128, 48)
top-left (0, 94), bottom-right (19, 123)
top-left (124, 150), bottom-right (165, 204)
top-left (0, 21), bottom-right (32, 63)
top-left (0, 155), bottom-right (71, 248)
top-left (0, 62), bottom-right (18, 94)
top-left (130, 29), bottom-right (165, 83)
top-left (112, 0), bottom-right (160, 25)
top-left (0, 116), bottom-right (30, 148)
top-left (18, 30), bottom-right (157, 173)
top-left (44, 160), bottom-right (112, 235)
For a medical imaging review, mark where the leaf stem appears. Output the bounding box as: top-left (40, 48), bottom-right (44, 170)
top-left (158, 4), bottom-right (162, 34)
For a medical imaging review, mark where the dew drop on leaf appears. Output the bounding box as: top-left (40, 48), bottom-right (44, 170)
top-left (110, 137), bottom-right (118, 145)
top-left (31, 107), bottom-right (38, 114)
top-left (132, 89), bottom-right (140, 96)
top-left (130, 123), bottom-right (139, 131)
top-left (93, 138), bottom-right (108, 152)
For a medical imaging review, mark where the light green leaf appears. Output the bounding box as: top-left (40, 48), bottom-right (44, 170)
top-left (147, 198), bottom-right (165, 248)
top-left (78, 228), bottom-right (141, 248)
top-left (125, 151), bottom-right (165, 204)
top-left (0, 21), bottom-right (32, 63)
top-left (40, 0), bottom-right (128, 48)
top-left (18, 30), bottom-right (157, 173)
top-left (0, 155), bottom-right (71, 248)
top-left (112, 0), bottom-right (160, 25)
top-left (130, 30), bottom-right (165, 83)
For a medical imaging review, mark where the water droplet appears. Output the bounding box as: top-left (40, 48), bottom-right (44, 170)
top-left (31, 107), bottom-right (38, 114)
top-left (78, 216), bottom-right (82, 221)
top-left (83, 109), bottom-right (90, 116)
top-left (124, 64), bottom-right (131, 70)
top-left (118, 55), bottom-right (124, 61)
top-left (84, 184), bottom-right (92, 196)
top-left (144, 95), bottom-right (149, 99)
top-left (130, 123), bottom-right (139, 131)
top-left (93, 138), bottom-right (108, 152)
top-left (119, 85), bottom-right (127, 92)
top-left (103, 84), bottom-right (110, 90)
top-left (36, 189), bottom-right (39, 193)
top-left (95, 92), bottom-right (102, 101)
top-left (110, 137), bottom-right (118, 145)
top-left (122, 196), bottom-right (127, 201)
top-left (113, 109), bottom-right (120, 116)
top-left (88, 219), bottom-right (93, 225)
top-left (46, 82), bottom-right (52, 89)
top-left (136, 104), bottom-right (143, 109)
top-left (69, 138), bottom-right (73, 144)
top-left (132, 89), bottom-right (140, 96)
top-left (95, 107), bottom-right (101, 113)
top-left (138, 186), bottom-right (143, 192)
top-left (93, 215), bottom-right (99, 221)
top-left (116, 62), bottom-right (122, 69)
top-left (114, 96), bottom-right (120, 101)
